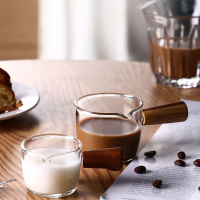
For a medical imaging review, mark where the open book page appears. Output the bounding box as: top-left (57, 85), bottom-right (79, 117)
top-left (100, 99), bottom-right (200, 200)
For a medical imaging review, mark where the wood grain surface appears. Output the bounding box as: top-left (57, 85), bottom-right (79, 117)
top-left (83, 148), bottom-right (123, 170)
top-left (142, 101), bottom-right (188, 125)
top-left (0, 60), bottom-right (199, 200)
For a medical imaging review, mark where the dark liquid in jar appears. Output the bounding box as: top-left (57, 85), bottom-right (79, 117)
top-left (149, 38), bottom-right (200, 79)
top-left (76, 118), bottom-right (141, 162)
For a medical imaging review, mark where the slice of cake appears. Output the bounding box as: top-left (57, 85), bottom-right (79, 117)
top-left (0, 68), bottom-right (12, 88)
top-left (0, 68), bottom-right (22, 112)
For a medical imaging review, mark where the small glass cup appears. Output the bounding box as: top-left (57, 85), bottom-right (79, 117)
top-left (74, 93), bottom-right (143, 163)
top-left (140, 0), bottom-right (200, 88)
top-left (21, 134), bottom-right (82, 198)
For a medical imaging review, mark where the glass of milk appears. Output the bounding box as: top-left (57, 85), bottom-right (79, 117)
top-left (21, 134), bottom-right (82, 198)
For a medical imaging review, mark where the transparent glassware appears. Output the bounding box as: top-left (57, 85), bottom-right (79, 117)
top-left (74, 93), bottom-right (143, 163)
top-left (21, 134), bottom-right (82, 198)
top-left (140, 0), bottom-right (200, 88)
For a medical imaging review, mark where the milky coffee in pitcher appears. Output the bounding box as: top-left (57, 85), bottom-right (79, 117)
top-left (76, 117), bottom-right (141, 162)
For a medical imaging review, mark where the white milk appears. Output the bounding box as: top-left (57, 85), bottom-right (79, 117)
top-left (22, 148), bottom-right (81, 194)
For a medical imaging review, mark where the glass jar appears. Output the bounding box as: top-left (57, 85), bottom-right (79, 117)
top-left (74, 93), bottom-right (143, 162)
top-left (140, 0), bottom-right (200, 88)
top-left (21, 134), bottom-right (82, 198)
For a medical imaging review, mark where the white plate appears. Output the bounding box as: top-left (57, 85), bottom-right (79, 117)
top-left (0, 81), bottom-right (40, 121)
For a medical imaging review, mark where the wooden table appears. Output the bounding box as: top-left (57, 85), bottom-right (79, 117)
top-left (0, 60), bottom-right (199, 200)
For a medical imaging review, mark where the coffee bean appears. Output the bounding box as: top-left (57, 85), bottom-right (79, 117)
top-left (152, 180), bottom-right (162, 188)
top-left (174, 160), bottom-right (185, 166)
top-left (144, 150), bottom-right (156, 157)
top-left (178, 151), bottom-right (186, 159)
top-left (198, 186), bottom-right (200, 191)
top-left (193, 159), bottom-right (200, 167)
top-left (134, 166), bottom-right (146, 174)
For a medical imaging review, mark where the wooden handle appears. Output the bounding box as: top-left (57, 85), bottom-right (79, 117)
top-left (142, 101), bottom-right (188, 125)
top-left (82, 147), bottom-right (123, 170)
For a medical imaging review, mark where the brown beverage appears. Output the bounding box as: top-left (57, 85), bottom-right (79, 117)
top-left (76, 118), bottom-right (141, 162)
top-left (149, 38), bottom-right (200, 79)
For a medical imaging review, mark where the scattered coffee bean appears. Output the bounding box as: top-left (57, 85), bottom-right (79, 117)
top-left (178, 151), bottom-right (186, 159)
top-left (174, 160), bottom-right (185, 167)
top-left (152, 180), bottom-right (162, 188)
top-left (193, 159), bottom-right (200, 167)
top-left (134, 166), bottom-right (146, 174)
top-left (144, 150), bottom-right (156, 157)
top-left (198, 186), bottom-right (200, 191)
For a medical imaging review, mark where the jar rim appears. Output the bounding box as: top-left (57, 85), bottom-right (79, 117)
top-left (145, 12), bottom-right (200, 19)
top-left (74, 93), bottom-right (143, 119)
top-left (21, 134), bottom-right (82, 155)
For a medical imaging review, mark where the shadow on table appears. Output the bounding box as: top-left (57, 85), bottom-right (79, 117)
top-left (0, 113), bottom-right (40, 132)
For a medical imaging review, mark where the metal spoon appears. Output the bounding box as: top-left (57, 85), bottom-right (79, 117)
top-left (0, 179), bottom-right (17, 187)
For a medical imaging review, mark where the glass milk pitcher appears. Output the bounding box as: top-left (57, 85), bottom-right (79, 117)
top-left (75, 93), bottom-right (188, 162)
